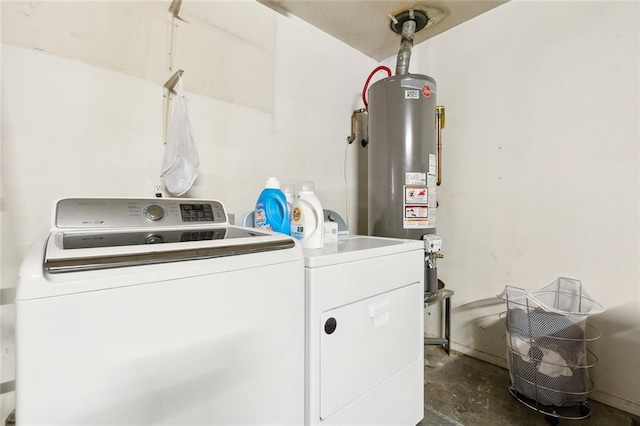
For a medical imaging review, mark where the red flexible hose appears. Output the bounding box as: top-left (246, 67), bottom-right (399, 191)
top-left (362, 66), bottom-right (392, 110)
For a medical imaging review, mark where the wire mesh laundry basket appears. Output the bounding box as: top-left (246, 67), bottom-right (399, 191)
top-left (498, 277), bottom-right (604, 424)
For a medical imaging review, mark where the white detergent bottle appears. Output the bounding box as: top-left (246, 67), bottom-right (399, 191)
top-left (291, 181), bottom-right (324, 249)
top-left (282, 183), bottom-right (296, 213)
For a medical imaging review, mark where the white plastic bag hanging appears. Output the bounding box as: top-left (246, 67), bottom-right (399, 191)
top-left (161, 76), bottom-right (199, 196)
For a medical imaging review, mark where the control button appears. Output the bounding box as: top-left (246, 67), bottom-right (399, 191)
top-left (144, 205), bottom-right (165, 221)
top-left (144, 235), bottom-right (164, 244)
top-left (324, 317), bottom-right (337, 335)
top-left (328, 213), bottom-right (337, 222)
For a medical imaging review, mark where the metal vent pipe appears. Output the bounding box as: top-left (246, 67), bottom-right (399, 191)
top-left (395, 19), bottom-right (416, 75)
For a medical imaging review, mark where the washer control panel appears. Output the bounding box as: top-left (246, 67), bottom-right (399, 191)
top-left (180, 204), bottom-right (215, 222)
top-left (55, 198), bottom-right (228, 229)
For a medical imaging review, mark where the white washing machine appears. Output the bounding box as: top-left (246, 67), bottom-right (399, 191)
top-left (16, 197), bottom-right (305, 425)
top-left (304, 236), bottom-right (425, 425)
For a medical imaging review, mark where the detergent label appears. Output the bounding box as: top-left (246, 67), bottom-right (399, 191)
top-left (292, 206), bottom-right (302, 223)
top-left (291, 206), bottom-right (304, 239)
top-left (255, 204), bottom-right (270, 229)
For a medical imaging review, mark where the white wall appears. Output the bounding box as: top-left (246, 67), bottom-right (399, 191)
top-left (415, 1), bottom-right (639, 415)
top-left (0, 1), bottom-right (376, 420)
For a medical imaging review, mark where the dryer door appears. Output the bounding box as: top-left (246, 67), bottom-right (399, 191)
top-left (319, 281), bottom-right (422, 420)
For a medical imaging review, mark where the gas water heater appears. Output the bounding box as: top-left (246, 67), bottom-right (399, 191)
top-left (367, 10), bottom-right (444, 295)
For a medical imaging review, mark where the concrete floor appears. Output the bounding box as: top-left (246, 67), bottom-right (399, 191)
top-left (422, 345), bottom-right (639, 426)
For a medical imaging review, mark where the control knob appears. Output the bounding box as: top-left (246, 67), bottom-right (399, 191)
top-left (144, 204), bottom-right (165, 222)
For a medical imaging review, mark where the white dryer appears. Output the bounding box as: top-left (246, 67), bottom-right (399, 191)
top-left (16, 197), bottom-right (305, 425)
top-left (304, 236), bottom-right (425, 425)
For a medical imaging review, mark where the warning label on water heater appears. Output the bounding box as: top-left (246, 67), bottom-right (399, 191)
top-left (403, 172), bottom-right (436, 229)
top-left (405, 186), bottom-right (428, 204)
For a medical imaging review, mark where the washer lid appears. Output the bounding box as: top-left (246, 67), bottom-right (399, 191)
top-left (303, 236), bottom-right (423, 268)
top-left (42, 197), bottom-right (297, 273)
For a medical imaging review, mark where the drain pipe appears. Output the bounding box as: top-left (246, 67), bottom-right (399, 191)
top-left (395, 18), bottom-right (416, 75)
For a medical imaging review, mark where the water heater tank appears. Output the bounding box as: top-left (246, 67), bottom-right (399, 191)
top-left (368, 74), bottom-right (438, 240)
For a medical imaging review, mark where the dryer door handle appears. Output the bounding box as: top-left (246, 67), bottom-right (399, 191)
top-left (368, 300), bottom-right (391, 326)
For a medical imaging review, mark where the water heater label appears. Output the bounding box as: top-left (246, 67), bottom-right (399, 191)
top-left (429, 154), bottom-right (437, 176)
top-left (403, 184), bottom-right (435, 229)
top-left (405, 90), bottom-right (419, 99)
top-left (404, 172), bottom-right (435, 229)
top-left (405, 172), bottom-right (426, 185)
top-left (404, 205), bottom-right (429, 229)
top-left (405, 186), bottom-right (428, 204)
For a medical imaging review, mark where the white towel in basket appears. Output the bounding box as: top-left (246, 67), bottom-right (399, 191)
top-left (537, 347), bottom-right (573, 378)
top-left (510, 333), bottom-right (573, 378)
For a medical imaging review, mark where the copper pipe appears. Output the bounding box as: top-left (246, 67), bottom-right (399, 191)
top-left (348, 108), bottom-right (367, 144)
top-left (436, 106), bottom-right (445, 186)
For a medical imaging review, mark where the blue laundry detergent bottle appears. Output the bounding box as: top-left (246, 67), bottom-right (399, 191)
top-left (254, 177), bottom-right (290, 235)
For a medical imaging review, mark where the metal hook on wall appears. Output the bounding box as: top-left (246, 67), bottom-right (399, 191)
top-left (164, 0), bottom-right (188, 144)
top-left (163, 69), bottom-right (184, 144)
top-left (167, 0), bottom-right (183, 72)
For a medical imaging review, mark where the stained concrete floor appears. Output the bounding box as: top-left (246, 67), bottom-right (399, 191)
top-left (422, 345), bottom-right (639, 426)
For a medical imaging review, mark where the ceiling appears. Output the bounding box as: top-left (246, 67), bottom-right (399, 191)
top-left (259, 0), bottom-right (508, 61)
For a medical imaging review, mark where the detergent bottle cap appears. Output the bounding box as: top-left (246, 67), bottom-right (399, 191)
top-left (265, 177), bottom-right (281, 189)
top-left (282, 183), bottom-right (295, 197)
top-left (299, 181), bottom-right (315, 193)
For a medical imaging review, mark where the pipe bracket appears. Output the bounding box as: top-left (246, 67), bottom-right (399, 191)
top-left (390, 9), bottom-right (429, 34)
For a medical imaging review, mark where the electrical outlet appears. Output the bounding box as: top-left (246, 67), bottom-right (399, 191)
top-left (154, 184), bottom-right (163, 198)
